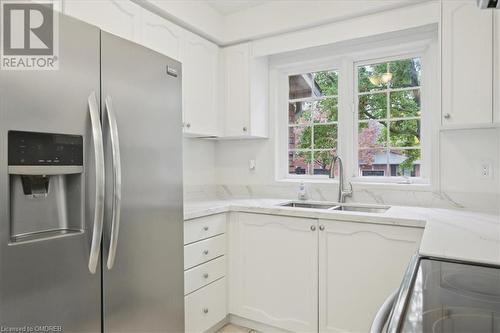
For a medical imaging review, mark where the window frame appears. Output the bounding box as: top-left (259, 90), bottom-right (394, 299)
top-left (287, 70), bottom-right (340, 178)
top-left (276, 58), bottom-right (344, 181)
top-left (353, 53), bottom-right (426, 184)
top-left (274, 36), bottom-right (439, 187)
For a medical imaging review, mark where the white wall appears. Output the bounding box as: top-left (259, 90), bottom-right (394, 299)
top-left (183, 138), bottom-right (217, 200)
top-left (214, 127), bottom-right (499, 212)
top-left (133, 0), bottom-right (226, 44)
top-left (212, 24), bottom-right (500, 212)
top-left (251, 1), bottom-right (440, 57)
top-left (178, 0), bottom-right (500, 212)
top-left (223, 0), bottom-right (431, 44)
top-left (137, 0), bottom-right (433, 45)
top-left (440, 129), bottom-right (500, 194)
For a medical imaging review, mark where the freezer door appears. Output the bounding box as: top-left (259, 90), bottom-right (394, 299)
top-left (100, 31), bottom-right (184, 332)
top-left (0, 14), bottom-right (101, 332)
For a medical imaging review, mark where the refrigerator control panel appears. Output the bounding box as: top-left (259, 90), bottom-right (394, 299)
top-left (8, 130), bottom-right (83, 166)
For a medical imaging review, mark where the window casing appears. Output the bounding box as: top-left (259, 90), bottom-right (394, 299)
top-left (276, 38), bottom-right (437, 185)
top-left (356, 57), bottom-right (422, 179)
top-left (288, 70), bottom-right (339, 177)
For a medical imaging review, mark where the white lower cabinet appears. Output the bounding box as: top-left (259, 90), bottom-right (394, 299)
top-left (184, 214), bottom-right (228, 333)
top-left (228, 213), bottom-right (318, 333)
top-left (184, 213), bottom-right (226, 245)
top-left (185, 256), bottom-right (226, 295)
top-left (185, 277), bottom-right (227, 333)
top-left (228, 212), bottom-right (423, 333)
top-left (184, 234), bottom-right (226, 270)
top-left (318, 220), bottom-right (423, 333)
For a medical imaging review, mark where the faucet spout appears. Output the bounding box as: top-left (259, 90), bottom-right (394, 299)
top-left (329, 155), bottom-right (352, 203)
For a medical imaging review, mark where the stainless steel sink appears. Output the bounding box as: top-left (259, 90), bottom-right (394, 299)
top-left (279, 201), bottom-right (338, 209)
top-left (278, 201), bottom-right (389, 213)
top-left (332, 205), bottom-right (389, 214)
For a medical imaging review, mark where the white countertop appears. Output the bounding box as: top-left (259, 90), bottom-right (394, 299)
top-left (184, 198), bottom-right (500, 267)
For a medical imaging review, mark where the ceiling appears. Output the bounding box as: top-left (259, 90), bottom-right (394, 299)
top-left (206, 0), bottom-right (271, 15)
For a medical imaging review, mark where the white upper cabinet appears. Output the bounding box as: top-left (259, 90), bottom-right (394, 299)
top-left (181, 31), bottom-right (220, 137)
top-left (228, 213), bottom-right (318, 332)
top-left (140, 8), bottom-right (183, 61)
top-left (223, 43), bottom-right (250, 137)
top-left (63, 0), bottom-right (142, 43)
top-left (318, 220), bottom-right (422, 333)
top-left (442, 0), bottom-right (494, 125)
top-left (64, 0), bottom-right (221, 137)
top-left (222, 43), bottom-right (268, 138)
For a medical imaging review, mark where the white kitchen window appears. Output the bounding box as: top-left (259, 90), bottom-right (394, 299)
top-left (288, 70), bottom-right (339, 177)
top-left (275, 35), bottom-right (438, 185)
top-left (356, 57), bottom-right (422, 178)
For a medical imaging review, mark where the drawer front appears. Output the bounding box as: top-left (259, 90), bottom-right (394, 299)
top-left (184, 214), bottom-right (226, 245)
top-left (185, 256), bottom-right (226, 295)
top-left (185, 278), bottom-right (227, 333)
top-left (184, 234), bottom-right (226, 270)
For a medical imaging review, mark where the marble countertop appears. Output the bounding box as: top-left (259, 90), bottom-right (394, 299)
top-left (184, 198), bottom-right (500, 267)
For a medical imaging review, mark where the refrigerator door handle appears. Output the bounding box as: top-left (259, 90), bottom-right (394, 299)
top-left (88, 91), bottom-right (105, 274)
top-left (105, 95), bottom-right (122, 269)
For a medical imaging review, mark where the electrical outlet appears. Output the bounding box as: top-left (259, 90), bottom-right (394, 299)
top-left (480, 161), bottom-right (492, 179)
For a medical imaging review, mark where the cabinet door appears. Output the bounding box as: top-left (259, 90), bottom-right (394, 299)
top-left (229, 213), bottom-right (318, 332)
top-left (182, 31), bottom-right (219, 137)
top-left (185, 278), bottom-right (227, 333)
top-left (63, 0), bottom-right (141, 43)
top-left (140, 8), bottom-right (183, 60)
top-left (223, 43), bottom-right (250, 137)
top-left (442, 0), bottom-right (493, 125)
top-left (318, 220), bottom-right (422, 333)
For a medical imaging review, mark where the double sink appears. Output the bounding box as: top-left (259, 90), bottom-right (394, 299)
top-left (278, 201), bottom-right (389, 214)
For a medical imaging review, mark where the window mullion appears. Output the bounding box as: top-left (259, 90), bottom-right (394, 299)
top-left (357, 85), bottom-right (420, 96)
top-left (386, 62), bottom-right (391, 176)
top-left (347, 57), bottom-right (356, 179)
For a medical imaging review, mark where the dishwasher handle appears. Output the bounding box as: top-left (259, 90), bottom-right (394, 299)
top-left (370, 290), bottom-right (398, 333)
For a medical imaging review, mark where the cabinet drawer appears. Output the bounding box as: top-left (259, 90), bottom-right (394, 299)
top-left (184, 214), bottom-right (226, 245)
top-left (185, 256), bottom-right (226, 295)
top-left (184, 234), bottom-right (226, 270)
top-left (185, 277), bottom-right (227, 333)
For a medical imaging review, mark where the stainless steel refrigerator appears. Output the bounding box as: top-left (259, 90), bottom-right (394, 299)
top-left (0, 13), bottom-right (184, 332)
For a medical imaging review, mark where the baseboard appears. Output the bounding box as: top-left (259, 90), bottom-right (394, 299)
top-left (206, 316), bottom-right (229, 333)
top-left (228, 314), bottom-right (293, 333)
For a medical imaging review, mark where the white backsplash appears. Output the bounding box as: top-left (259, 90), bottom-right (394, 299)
top-left (183, 128), bottom-right (500, 214)
top-left (184, 184), bottom-right (218, 201)
top-left (209, 183), bottom-right (499, 214)
top-left (183, 179), bottom-right (499, 213)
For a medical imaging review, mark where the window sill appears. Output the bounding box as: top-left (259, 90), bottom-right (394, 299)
top-left (277, 177), bottom-right (433, 191)
top-left (349, 181), bottom-right (433, 191)
top-left (276, 177), bottom-right (339, 184)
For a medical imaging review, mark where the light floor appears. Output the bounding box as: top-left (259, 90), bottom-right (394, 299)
top-left (216, 324), bottom-right (257, 333)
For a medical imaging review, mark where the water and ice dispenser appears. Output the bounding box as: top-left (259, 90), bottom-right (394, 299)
top-left (8, 131), bottom-right (84, 243)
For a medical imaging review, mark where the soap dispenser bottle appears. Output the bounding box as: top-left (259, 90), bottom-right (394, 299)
top-left (298, 181), bottom-right (308, 200)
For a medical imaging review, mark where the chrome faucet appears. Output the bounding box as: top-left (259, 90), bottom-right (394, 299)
top-left (329, 156), bottom-right (353, 203)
